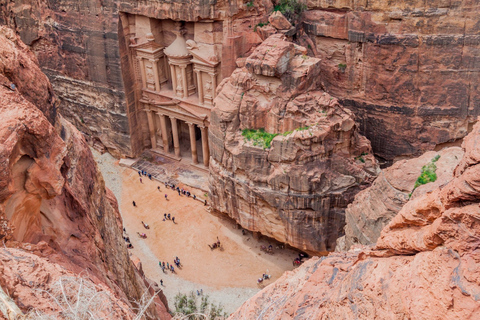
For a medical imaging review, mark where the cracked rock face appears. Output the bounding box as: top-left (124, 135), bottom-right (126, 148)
top-left (209, 35), bottom-right (379, 254)
top-left (229, 120), bottom-right (480, 320)
top-left (0, 26), bottom-right (169, 319)
top-left (337, 146), bottom-right (464, 251)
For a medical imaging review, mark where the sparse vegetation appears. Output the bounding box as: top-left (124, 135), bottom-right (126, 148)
top-left (338, 63), bottom-right (347, 72)
top-left (173, 291), bottom-right (228, 320)
top-left (295, 126), bottom-right (310, 131)
top-left (24, 275), bottom-right (158, 320)
top-left (253, 22), bottom-right (268, 32)
top-left (273, 0), bottom-right (307, 24)
top-left (355, 152), bottom-right (368, 163)
top-left (413, 155), bottom-right (440, 190)
top-left (242, 128), bottom-right (278, 149)
top-left (246, 0), bottom-right (254, 7)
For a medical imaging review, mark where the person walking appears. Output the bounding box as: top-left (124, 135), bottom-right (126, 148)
top-left (167, 213), bottom-right (171, 220)
top-left (138, 171), bottom-right (141, 177)
top-left (140, 178), bottom-right (143, 183)
top-left (160, 279), bottom-right (163, 286)
top-left (157, 186), bottom-right (160, 191)
top-left (172, 217), bottom-right (175, 224)
top-left (132, 201), bottom-right (136, 207)
top-left (165, 194), bottom-right (168, 200)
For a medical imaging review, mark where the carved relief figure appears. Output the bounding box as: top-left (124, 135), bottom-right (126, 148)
top-left (176, 72), bottom-right (183, 96)
top-left (145, 63), bottom-right (155, 90)
top-left (204, 80), bottom-right (212, 98)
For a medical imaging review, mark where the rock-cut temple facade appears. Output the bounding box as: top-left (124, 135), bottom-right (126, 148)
top-left (126, 17), bottom-right (224, 168)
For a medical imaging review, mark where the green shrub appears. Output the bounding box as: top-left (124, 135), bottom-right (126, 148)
top-left (242, 128), bottom-right (278, 149)
top-left (412, 156), bottom-right (440, 190)
top-left (295, 126), bottom-right (310, 131)
top-left (246, 0), bottom-right (254, 7)
top-left (273, 0), bottom-right (306, 24)
top-left (174, 291), bottom-right (227, 319)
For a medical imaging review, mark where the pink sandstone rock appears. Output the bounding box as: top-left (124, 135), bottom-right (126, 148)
top-left (210, 34), bottom-right (379, 254)
top-left (268, 11), bottom-right (292, 30)
top-left (229, 119), bottom-right (480, 320)
top-left (0, 26), bottom-right (169, 319)
top-left (338, 146), bottom-right (464, 251)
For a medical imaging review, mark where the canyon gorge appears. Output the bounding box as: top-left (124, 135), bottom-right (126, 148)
top-left (0, 0), bottom-right (479, 318)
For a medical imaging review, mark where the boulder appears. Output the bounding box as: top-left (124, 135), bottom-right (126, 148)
top-left (268, 11), bottom-right (292, 30)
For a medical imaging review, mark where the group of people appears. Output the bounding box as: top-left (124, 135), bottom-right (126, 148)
top-left (158, 256), bottom-right (181, 273)
top-left (138, 170), bottom-right (153, 181)
top-left (123, 228), bottom-right (133, 249)
top-left (163, 213), bottom-right (176, 223)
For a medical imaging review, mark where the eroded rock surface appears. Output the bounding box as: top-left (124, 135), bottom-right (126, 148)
top-left (338, 146), bottom-right (464, 251)
top-left (0, 26), bottom-right (169, 319)
top-left (209, 35), bottom-right (379, 254)
top-left (229, 120), bottom-right (480, 320)
top-left (303, 1), bottom-right (480, 161)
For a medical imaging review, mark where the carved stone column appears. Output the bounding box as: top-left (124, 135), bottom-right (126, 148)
top-left (138, 58), bottom-right (147, 89)
top-left (151, 59), bottom-right (161, 92)
top-left (210, 73), bottom-right (217, 99)
top-left (145, 109), bottom-right (157, 149)
top-left (170, 116), bottom-right (181, 157)
top-left (170, 65), bottom-right (177, 95)
top-left (159, 113), bottom-right (169, 153)
top-left (181, 65), bottom-right (189, 98)
top-left (195, 70), bottom-right (204, 105)
top-left (187, 123), bottom-right (198, 164)
top-left (200, 126), bottom-right (210, 167)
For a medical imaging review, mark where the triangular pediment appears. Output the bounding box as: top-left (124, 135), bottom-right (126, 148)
top-left (155, 100), bottom-right (207, 121)
top-left (189, 51), bottom-right (219, 67)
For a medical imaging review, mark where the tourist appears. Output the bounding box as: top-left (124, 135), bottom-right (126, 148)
top-left (164, 213), bottom-right (167, 219)
top-left (167, 213), bottom-right (171, 220)
top-left (170, 265), bottom-right (174, 272)
top-left (204, 200), bottom-right (207, 206)
top-left (140, 178), bottom-right (143, 183)
top-left (159, 261), bottom-right (162, 267)
top-left (200, 289), bottom-right (203, 295)
top-left (172, 217), bottom-right (175, 224)
top-left (193, 195), bottom-right (196, 200)
top-left (177, 189), bottom-right (180, 196)
top-left (167, 262), bottom-right (169, 269)
top-left (132, 201), bottom-right (136, 207)
top-left (160, 279), bottom-right (163, 286)
top-left (197, 290), bottom-right (200, 296)
top-left (148, 173), bottom-right (152, 180)
top-left (157, 186), bottom-right (160, 191)
top-left (138, 171), bottom-right (141, 177)
top-left (164, 182), bottom-right (167, 187)
top-left (165, 194), bottom-right (168, 200)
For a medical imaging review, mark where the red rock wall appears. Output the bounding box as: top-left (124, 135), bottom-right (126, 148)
top-left (229, 120), bottom-right (480, 320)
top-left (0, 26), bottom-right (169, 319)
top-left (303, 1), bottom-right (480, 161)
top-left (0, 0), bottom-right (272, 157)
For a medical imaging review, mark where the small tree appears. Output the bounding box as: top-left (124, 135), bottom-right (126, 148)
top-left (273, 0), bottom-right (307, 24)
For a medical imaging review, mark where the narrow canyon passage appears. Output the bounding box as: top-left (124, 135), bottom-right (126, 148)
top-left (93, 150), bottom-right (301, 314)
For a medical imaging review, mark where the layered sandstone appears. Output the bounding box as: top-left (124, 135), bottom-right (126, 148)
top-left (337, 146), bottom-right (464, 251)
top-left (0, 0), bottom-right (273, 157)
top-left (0, 26), bottom-right (169, 319)
top-left (209, 35), bottom-right (379, 254)
top-left (303, 1), bottom-right (480, 161)
top-left (229, 120), bottom-right (480, 320)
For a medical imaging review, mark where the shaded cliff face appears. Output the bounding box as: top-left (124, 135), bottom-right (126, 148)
top-left (303, 1), bottom-right (480, 161)
top-left (0, 26), bottom-right (169, 319)
top-left (0, 0), bottom-right (272, 157)
top-left (229, 120), bottom-right (480, 320)
top-left (337, 146), bottom-right (464, 251)
top-left (209, 35), bottom-right (379, 254)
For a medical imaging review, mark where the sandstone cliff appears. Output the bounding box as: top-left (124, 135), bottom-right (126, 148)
top-left (0, 0), bottom-right (273, 157)
top-left (338, 146), bottom-right (464, 251)
top-left (0, 26), bottom-right (169, 319)
top-left (228, 120), bottom-right (480, 320)
top-left (209, 34), bottom-right (379, 254)
top-left (2, 0), bottom-right (478, 161)
top-left (303, 1), bottom-right (480, 161)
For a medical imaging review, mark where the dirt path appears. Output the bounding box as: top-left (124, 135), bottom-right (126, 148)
top-left (93, 151), bottom-right (301, 315)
